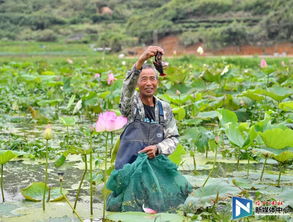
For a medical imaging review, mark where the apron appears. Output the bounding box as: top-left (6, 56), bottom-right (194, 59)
top-left (115, 101), bottom-right (165, 170)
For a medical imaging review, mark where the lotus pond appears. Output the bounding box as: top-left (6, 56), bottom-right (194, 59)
top-left (0, 52), bottom-right (293, 222)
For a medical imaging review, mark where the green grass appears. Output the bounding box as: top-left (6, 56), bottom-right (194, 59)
top-left (0, 41), bottom-right (98, 55)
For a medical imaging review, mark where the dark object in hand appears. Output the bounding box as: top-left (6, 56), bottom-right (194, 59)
top-left (153, 52), bottom-right (167, 76)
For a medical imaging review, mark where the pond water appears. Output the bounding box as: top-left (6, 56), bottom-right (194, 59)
top-left (1, 121), bottom-right (293, 222)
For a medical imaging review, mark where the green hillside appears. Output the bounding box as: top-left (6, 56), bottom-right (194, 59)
top-left (0, 0), bottom-right (292, 51)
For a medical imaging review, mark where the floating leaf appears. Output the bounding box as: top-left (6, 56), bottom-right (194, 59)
top-left (277, 189), bottom-right (293, 207)
top-left (21, 182), bottom-right (49, 202)
top-left (106, 212), bottom-right (185, 222)
top-left (184, 181), bottom-right (241, 209)
top-left (49, 187), bottom-right (68, 202)
top-left (232, 178), bottom-right (254, 190)
top-left (21, 182), bottom-right (67, 202)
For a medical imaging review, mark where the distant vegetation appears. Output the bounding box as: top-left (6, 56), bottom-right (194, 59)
top-left (0, 0), bottom-right (292, 51)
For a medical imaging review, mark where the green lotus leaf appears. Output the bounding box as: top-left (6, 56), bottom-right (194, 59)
top-left (21, 182), bottom-right (67, 202)
top-left (173, 107), bottom-right (186, 121)
top-left (168, 144), bottom-right (186, 165)
top-left (0, 150), bottom-right (18, 164)
top-left (106, 211), bottom-right (185, 222)
top-left (49, 187), bottom-right (68, 202)
top-left (224, 122), bottom-right (246, 148)
top-left (242, 90), bottom-right (265, 101)
top-left (279, 101), bottom-right (293, 111)
top-left (273, 151), bottom-right (293, 163)
top-left (21, 182), bottom-right (49, 202)
top-left (59, 116), bottom-right (76, 126)
top-left (255, 147), bottom-right (293, 163)
top-left (184, 181), bottom-right (241, 209)
top-left (261, 128), bottom-right (293, 149)
top-left (248, 87), bottom-right (293, 102)
top-left (277, 189), bottom-right (293, 207)
top-left (197, 111), bottom-right (218, 119)
top-left (217, 109), bottom-right (238, 126)
top-left (232, 178), bottom-right (254, 190)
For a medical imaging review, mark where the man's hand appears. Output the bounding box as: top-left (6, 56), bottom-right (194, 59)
top-left (138, 145), bottom-right (158, 159)
top-left (136, 46), bottom-right (164, 70)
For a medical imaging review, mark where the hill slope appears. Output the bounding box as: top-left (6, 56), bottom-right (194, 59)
top-left (0, 0), bottom-right (292, 51)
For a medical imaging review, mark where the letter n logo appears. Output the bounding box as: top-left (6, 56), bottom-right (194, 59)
top-left (232, 197), bottom-right (253, 220)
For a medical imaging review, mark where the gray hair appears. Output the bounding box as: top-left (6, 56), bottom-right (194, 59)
top-left (142, 63), bottom-right (159, 79)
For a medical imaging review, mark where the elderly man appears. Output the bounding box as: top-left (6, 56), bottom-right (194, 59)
top-left (107, 46), bottom-right (191, 213)
top-left (115, 46), bottom-right (179, 169)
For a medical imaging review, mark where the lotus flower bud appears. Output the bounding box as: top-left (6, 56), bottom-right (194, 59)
top-left (43, 125), bottom-right (52, 140)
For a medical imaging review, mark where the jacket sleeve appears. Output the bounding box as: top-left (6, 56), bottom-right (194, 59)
top-left (119, 66), bottom-right (141, 118)
top-left (156, 105), bottom-right (179, 155)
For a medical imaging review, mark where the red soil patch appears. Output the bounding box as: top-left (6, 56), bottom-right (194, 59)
top-left (126, 35), bottom-right (293, 56)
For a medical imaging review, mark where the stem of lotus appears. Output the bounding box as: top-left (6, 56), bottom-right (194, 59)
top-left (192, 155), bottom-right (196, 172)
top-left (103, 132), bottom-right (109, 220)
top-left (74, 154), bottom-right (87, 211)
top-left (105, 132), bottom-right (109, 171)
top-left (260, 156), bottom-right (267, 181)
top-left (46, 186), bottom-right (51, 202)
top-left (277, 165), bottom-right (282, 187)
top-left (236, 148), bottom-right (240, 170)
top-left (205, 147), bottom-right (208, 158)
top-left (60, 178), bottom-right (82, 222)
top-left (43, 139), bottom-right (49, 211)
top-left (247, 152), bottom-right (250, 177)
top-left (89, 134), bottom-right (93, 218)
top-left (109, 132), bottom-right (114, 157)
top-left (203, 144), bottom-right (217, 187)
top-left (66, 126), bottom-right (69, 146)
top-left (1, 164), bottom-right (4, 202)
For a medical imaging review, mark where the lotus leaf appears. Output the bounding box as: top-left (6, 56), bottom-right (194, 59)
top-left (106, 211), bottom-right (185, 222)
top-left (184, 181), bottom-right (241, 209)
top-left (277, 189), bottom-right (293, 207)
top-left (261, 128), bottom-right (293, 149)
top-left (21, 182), bottom-right (67, 202)
top-left (59, 116), bottom-right (76, 126)
top-left (217, 109), bottom-right (238, 126)
top-left (279, 101), bottom-right (293, 111)
top-left (0, 150), bottom-right (18, 164)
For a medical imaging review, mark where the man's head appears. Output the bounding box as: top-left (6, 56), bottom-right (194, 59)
top-left (137, 64), bottom-right (159, 98)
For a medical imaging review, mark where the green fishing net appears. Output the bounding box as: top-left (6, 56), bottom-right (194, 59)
top-left (106, 153), bottom-right (192, 212)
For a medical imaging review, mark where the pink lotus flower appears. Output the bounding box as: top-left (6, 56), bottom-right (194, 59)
top-left (142, 204), bottom-right (157, 214)
top-left (95, 111), bottom-right (127, 132)
top-left (94, 73), bottom-right (100, 79)
top-left (107, 73), bottom-right (116, 85)
top-left (260, 58), bottom-right (268, 68)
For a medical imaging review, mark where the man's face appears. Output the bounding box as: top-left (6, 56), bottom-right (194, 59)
top-left (137, 68), bottom-right (158, 97)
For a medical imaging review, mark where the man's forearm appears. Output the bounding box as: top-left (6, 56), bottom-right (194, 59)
top-left (156, 136), bottom-right (179, 155)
